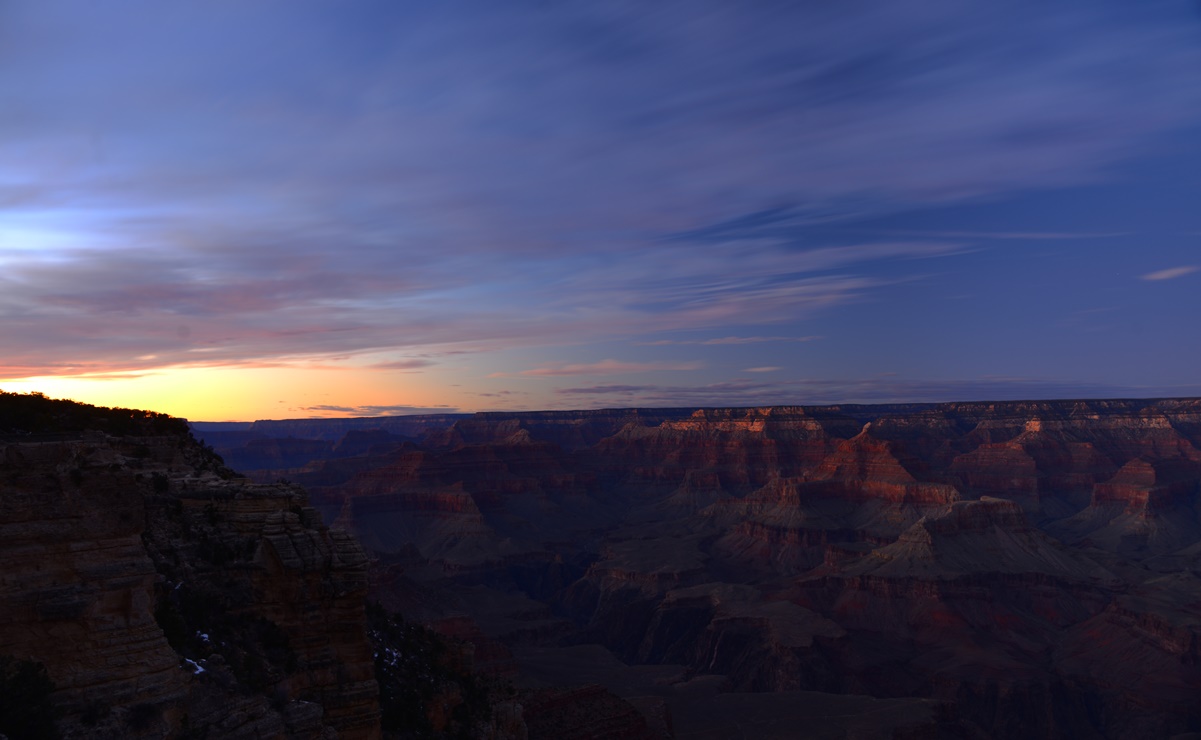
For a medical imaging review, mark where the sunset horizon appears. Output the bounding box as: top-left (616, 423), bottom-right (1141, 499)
top-left (6, 4), bottom-right (1201, 736)
top-left (4, 2), bottom-right (1199, 418)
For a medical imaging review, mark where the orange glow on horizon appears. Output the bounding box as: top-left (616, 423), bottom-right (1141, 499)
top-left (0, 365), bottom-right (462, 421)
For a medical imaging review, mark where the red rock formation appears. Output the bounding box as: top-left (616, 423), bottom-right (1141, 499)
top-left (825, 498), bottom-right (1118, 584)
top-left (946, 420), bottom-right (1120, 520)
top-left (179, 494), bottom-right (381, 737)
top-left (311, 437), bottom-right (608, 569)
top-left (709, 433), bottom-right (959, 573)
top-left (241, 397), bottom-right (1201, 739)
top-left (589, 407), bottom-right (855, 500)
top-left (766, 497), bottom-right (1132, 736)
top-left (810, 427), bottom-right (960, 505)
top-left (950, 442), bottom-right (1040, 502)
top-left (1053, 457), bottom-right (1201, 555)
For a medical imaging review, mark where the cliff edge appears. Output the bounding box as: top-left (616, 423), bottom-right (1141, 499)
top-left (0, 392), bottom-right (381, 739)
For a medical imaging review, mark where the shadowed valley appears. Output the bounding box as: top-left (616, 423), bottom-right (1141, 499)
top-left (188, 399), bottom-right (1201, 739)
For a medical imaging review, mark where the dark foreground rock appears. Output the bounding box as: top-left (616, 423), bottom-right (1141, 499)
top-left (0, 396), bottom-right (382, 738)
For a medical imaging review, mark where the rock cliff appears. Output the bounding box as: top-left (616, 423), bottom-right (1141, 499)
top-left (266, 397), bottom-right (1201, 739)
top-left (0, 393), bottom-right (381, 739)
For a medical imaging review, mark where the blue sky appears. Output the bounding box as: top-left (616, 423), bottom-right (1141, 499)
top-left (2, 1), bottom-right (1200, 419)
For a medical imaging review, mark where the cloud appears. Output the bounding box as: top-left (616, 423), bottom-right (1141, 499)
top-left (544, 241), bottom-right (959, 333)
top-left (848, 230), bottom-right (1129, 241)
top-left (493, 359), bottom-right (704, 378)
top-left (637, 336), bottom-right (821, 346)
top-left (1141, 265), bottom-right (1198, 281)
top-left (367, 359), bottom-right (436, 371)
top-left (2, 1), bottom-right (1200, 384)
top-left (0, 369), bottom-right (160, 382)
top-left (706, 336), bottom-right (820, 345)
top-left (744, 367), bottom-right (782, 373)
top-left (556, 385), bottom-right (652, 395)
top-left (554, 376), bottom-right (1201, 407)
top-left (300, 404), bottom-right (458, 416)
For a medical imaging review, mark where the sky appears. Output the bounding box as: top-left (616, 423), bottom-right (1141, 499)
top-left (2, 1), bottom-right (1200, 421)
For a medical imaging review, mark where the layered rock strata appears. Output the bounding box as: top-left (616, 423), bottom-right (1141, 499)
top-left (173, 397), bottom-right (1201, 739)
top-left (276, 398), bottom-right (1201, 739)
top-left (0, 421), bottom-right (381, 739)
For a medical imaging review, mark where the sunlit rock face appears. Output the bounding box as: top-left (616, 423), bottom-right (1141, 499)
top-left (232, 397), bottom-right (1201, 739)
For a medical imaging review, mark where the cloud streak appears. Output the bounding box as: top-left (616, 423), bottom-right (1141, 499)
top-left (367, 359), bottom-right (436, 371)
top-left (2, 2), bottom-right (1200, 409)
top-left (555, 377), bottom-right (1201, 407)
top-left (494, 360), bottom-right (705, 378)
top-left (637, 336), bottom-right (821, 346)
top-left (1142, 265), bottom-right (1198, 281)
top-left (300, 404), bottom-right (458, 417)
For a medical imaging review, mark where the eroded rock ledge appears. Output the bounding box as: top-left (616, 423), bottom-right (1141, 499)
top-left (0, 423), bottom-right (381, 739)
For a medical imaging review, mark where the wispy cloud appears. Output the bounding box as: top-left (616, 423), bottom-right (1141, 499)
top-left (300, 404), bottom-right (458, 417)
top-left (1141, 265), bottom-right (1198, 281)
top-left (2, 1), bottom-right (1200, 399)
top-left (367, 359), bottom-right (436, 371)
top-left (555, 376), bottom-right (1201, 407)
top-left (544, 241), bottom-right (961, 333)
top-left (744, 367), bottom-right (782, 373)
top-left (557, 385), bottom-right (652, 396)
top-left (848, 230), bottom-right (1129, 241)
top-left (637, 336), bottom-right (821, 346)
top-left (492, 359), bottom-right (704, 378)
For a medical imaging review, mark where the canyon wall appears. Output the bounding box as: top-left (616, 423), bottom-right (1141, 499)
top-left (0, 400), bottom-right (381, 739)
top-left (241, 398), bottom-right (1201, 739)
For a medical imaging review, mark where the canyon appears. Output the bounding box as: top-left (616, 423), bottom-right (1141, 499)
top-left (0, 394), bottom-right (665, 739)
top-left (190, 398), bottom-right (1201, 739)
top-left (6, 395), bottom-right (1201, 737)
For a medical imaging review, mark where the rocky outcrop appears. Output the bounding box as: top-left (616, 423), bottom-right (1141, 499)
top-left (948, 427), bottom-right (1118, 519)
top-left (1055, 572), bottom-right (1201, 738)
top-left (427, 616), bottom-right (520, 678)
top-left (309, 439), bottom-right (607, 568)
top-left (832, 497), bottom-right (1118, 583)
top-left (191, 416), bottom-right (465, 480)
top-left (146, 480), bottom-right (381, 738)
top-left (429, 409), bottom-right (698, 452)
top-left (0, 436), bottom-right (188, 731)
top-left (179, 397), bottom-right (1201, 740)
top-left (636, 583), bottom-right (845, 692)
top-left (1054, 458), bottom-right (1201, 556)
top-left (192, 414), bottom-right (468, 444)
top-left (769, 498), bottom-right (1141, 737)
top-left (708, 458), bottom-right (957, 575)
top-left (520, 684), bottom-right (662, 740)
top-left (0, 399), bottom-right (381, 739)
top-left (589, 407), bottom-right (855, 499)
top-left (217, 438), bottom-right (333, 474)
